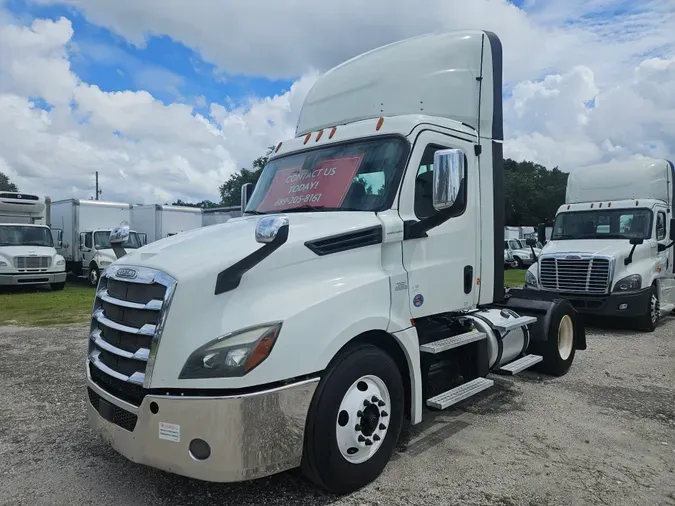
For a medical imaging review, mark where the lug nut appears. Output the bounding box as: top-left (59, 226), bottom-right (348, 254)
top-left (378, 400), bottom-right (385, 407)
top-left (373, 434), bottom-right (381, 441)
top-left (358, 435), bottom-right (365, 442)
top-left (371, 396), bottom-right (379, 403)
top-left (363, 400), bottom-right (370, 407)
top-left (379, 423), bottom-right (386, 430)
top-left (357, 410), bottom-right (363, 417)
top-left (355, 424), bottom-right (362, 432)
top-left (365, 439), bottom-right (373, 446)
top-left (381, 410), bottom-right (388, 417)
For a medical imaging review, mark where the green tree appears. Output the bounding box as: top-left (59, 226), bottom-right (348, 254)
top-left (171, 199), bottom-right (219, 208)
top-left (218, 147), bottom-right (274, 206)
top-left (503, 158), bottom-right (568, 226)
top-left (0, 172), bottom-right (18, 192)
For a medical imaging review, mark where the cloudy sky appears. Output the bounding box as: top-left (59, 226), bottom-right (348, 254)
top-left (0, 0), bottom-right (673, 204)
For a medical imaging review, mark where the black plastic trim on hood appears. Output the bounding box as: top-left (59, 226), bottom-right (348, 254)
top-left (214, 223), bottom-right (289, 295)
top-left (305, 226), bottom-right (383, 256)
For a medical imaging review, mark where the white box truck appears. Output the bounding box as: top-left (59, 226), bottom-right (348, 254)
top-left (0, 192), bottom-right (66, 289)
top-left (525, 158), bottom-right (675, 331)
top-left (49, 199), bottom-right (143, 286)
top-left (85, 30), bottom-right (588, 494)
top-left (130, 204), bottom-right (203, 243)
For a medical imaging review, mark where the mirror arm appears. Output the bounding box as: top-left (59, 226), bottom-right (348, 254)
top-left (403, 202), bottom-right (461, 240)
top-left (624, 244), bottom-right (638, 266)
top-left (530, 245), bottom-right (538, 262)
top-left (111, 244), bottom-right (127, 259)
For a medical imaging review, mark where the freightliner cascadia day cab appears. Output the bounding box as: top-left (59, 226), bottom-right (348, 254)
top-left (0, 192), bottom-right (67, 289)
top-left (86, 30), bottom-right (587, 494)
top-left (49, 199), bottom-right (144, 286)
top-left (525, 158), bottom-right (675, 331)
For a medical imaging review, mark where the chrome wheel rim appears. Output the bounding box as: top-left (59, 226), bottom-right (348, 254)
top-left (558, 315), bottom-right (574, 361)
top-left (335, 375), bottom-right (391, 464)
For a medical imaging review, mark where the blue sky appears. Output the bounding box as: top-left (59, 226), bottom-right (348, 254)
top-left (4, 0), bottom-right (296, 114)
top-left (4, 0), bottom-right (530, 114)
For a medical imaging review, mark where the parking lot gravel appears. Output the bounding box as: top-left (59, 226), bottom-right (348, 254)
top-left (1, 318), bottom-right (674, 506)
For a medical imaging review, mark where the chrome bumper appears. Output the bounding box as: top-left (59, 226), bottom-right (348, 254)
top-left (86, 367), bottom-right (319, 482)
top-left (0, 271), bottom-right (66, 285)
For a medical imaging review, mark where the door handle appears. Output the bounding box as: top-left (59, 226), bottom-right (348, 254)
top-left (463, 265), bottom-right (473, 294)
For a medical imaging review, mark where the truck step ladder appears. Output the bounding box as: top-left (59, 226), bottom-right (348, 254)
top-left (419, 331), bottom-right (486, 354)
top-left (493, 315), bottom-right (538, 333)
top-left (426, 377), bottom-right (494, 409)
top-left (496, 354), bottom-right (543, 375)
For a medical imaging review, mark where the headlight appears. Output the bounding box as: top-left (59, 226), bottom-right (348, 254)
top-left (179, 322), bottom-right (282, 379)
top-left (56, 259), bottom-right (65, 266)
top-left (525, 270), bottom-right (538, 288)
top-left (0, 261), bottom-right (7, 267)
top-left (613, 274), bottom-right (641, 292)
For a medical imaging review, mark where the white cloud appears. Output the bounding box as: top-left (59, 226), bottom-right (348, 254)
top-left (0, 0), bottom-right (673, 204)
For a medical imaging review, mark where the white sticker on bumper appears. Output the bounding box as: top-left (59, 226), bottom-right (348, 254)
top-left (159, 422), bottom-right (180, 443)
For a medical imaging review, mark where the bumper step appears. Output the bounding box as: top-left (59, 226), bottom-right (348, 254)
top-left (420, 331), bottom-right (486, 354)
top-left (426, 377), bottom-right (494, 410)
top-left (494, 315), bottom-right (537, 333)
top-left (496, 354), bottom-right (543, 375)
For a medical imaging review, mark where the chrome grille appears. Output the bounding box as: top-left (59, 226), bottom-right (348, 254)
top-left (14, 256), bottom-right (51, 269)
top-left (539, 255), bottom-right (612, 294)
top-left (87, 265), bottom-right (176, 407)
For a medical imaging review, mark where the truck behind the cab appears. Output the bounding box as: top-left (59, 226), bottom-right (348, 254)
top-left (85, 30), bottom-right (586, 494)
top-left (525, 158), bottom-right (675, 331)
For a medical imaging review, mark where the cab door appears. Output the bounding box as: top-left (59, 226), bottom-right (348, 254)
top-left (655, 209), bottom-right (675, 304)
top-left (398, 130), bottom-right (480, 318)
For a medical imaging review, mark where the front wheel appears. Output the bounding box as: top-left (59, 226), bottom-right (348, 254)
top-left (88, 265), bottom-right (100, 287)
top-left (637, 285), bottom-right (659, 332)
top-left (514, 256), bottom-right (524, 269)
top-left (302, 344), bottom-right (404, 494)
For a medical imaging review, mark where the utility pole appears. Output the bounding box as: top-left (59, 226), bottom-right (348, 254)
top-left (95, 171), bottom-right (102, 200)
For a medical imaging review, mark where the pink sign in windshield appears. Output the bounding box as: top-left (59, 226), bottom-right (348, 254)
top-left (257, 154), bottom-right (364, 212)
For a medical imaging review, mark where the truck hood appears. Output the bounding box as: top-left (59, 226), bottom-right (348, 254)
top-left (114, 212), bottom-right (382, 280)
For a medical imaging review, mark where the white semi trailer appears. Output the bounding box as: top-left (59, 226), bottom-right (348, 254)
top-left (525, 158), bottom-right (675, 331)
top-left (49, 199), bottom-right (143, 286)
top-left (85, 30), bottom-right (587, 494)
top-left (131, 204), bottom-right (203, 243)
top-left (0, 191), bottom-right (66, 289)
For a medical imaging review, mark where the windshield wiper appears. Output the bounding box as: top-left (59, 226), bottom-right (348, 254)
top-left (282, 205), bottom-right (330, 213)
top-left (244, 210), bottom-right (268, 215)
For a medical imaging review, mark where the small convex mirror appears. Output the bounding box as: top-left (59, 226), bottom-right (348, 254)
top-left (110, 221), bottom-right (130, 244)
top-left (526, 237), bottom-right (537, 246)
top-left (241, 183), bottom-right (254, 212)
top-left (432, 149), bottom-right (465, 211)
top-left (255, 215), bottom-right (289, 244)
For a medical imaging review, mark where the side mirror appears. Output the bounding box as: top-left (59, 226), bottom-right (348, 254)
top-left (110, 222), bottom-right (130, 244)
top-left (537, 223), bottom-right (547, 244)
top-left (526, 238), bottom-right (537, 247)
top-left (629, 237), bottom-right (644, 246)
top-left (432, 149), bottom-right (465, 211)
top-left (670, 218), bottom-right (675, 241)
top-left (241, 183), bottom-right (254, 211)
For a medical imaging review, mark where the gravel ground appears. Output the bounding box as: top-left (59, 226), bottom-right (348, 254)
top-left (0, 318), bottom-right (674, 506)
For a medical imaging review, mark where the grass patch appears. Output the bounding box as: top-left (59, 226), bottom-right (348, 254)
top-left (504, 269), bottom-right (526, 287)
top-left (0, 283), bottom-right (94, 327)
top-left (0, 271), bottom-right (529, 327)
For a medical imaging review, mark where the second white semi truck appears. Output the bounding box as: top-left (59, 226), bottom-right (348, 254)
top-left (525, 158), bottom-right (675, 331)
top-left (85, 30), bottom-right (587, 494)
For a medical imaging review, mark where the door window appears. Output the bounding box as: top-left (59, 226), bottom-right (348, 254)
top-left (84, 232), bottom-right (92, 249)
top-left (656, 211), bottom-right (666, 241)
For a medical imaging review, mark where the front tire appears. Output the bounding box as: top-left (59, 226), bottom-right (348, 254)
top-left (514, 256), bottom-right (524, 269)
top-left (536, 301), bottom-right (578, 376)
top-left (88, 265), bottom-right (100, 287)
top-left (302, 344), bottom-right (404, 494)
top-left (637, 285), bottom-right (659, 332)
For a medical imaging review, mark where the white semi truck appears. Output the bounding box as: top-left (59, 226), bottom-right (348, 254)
top-left (85, 30), bottom-right (587, 494)
top-left (0, 192), bottom-right (67, 289)
top-left (49, 199), bottom-right (143, 286)
top-left (130, 204), bottom-right (203, 244)
top-left (525, 158), bottom-right (675, 331)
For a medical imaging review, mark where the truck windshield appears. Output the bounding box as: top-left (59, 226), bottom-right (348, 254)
top-left (0, 225), bottom-right (53, 247)
top-left (94, 231), bottom-right (141, 249)
top-left (245, 137), bottom-right (409, 214)
top-left (551, 208), bottom-right (653, 240)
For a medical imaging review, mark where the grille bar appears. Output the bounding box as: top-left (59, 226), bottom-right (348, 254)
top-left (90, 329), bottom-right (149, 361)
top-left (539, 255), bottom-right (612, 294)
top-left (93, 307), bottom-right (156, 336)
top-left (97, 288), bottom-right (163, 311)
top-left (90, 349), bottom-right (145, 385)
